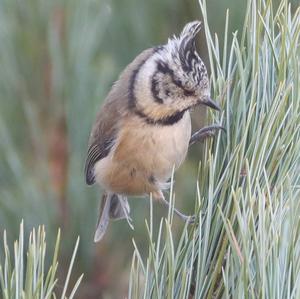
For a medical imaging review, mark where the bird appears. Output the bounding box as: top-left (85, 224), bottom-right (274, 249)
top-left (85, 21), bottom-right (223, 242)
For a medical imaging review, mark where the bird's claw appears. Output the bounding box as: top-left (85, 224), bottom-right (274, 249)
top-left (189, 124), bottom-right (225, 146)
top-left (186, 215), bottom-right (196, 224)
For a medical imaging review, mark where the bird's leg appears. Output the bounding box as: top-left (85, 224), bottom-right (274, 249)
top-left (189, 124), bottom-right (225, 146)
top-left (160, 196), bottom-right (196, 223)
top-left (153, 191), bottom-right (195, 223)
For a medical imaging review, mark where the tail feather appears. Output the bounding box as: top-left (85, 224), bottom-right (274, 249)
top-left (94, 193), bottom-right (111, 242)
top-left (94, 193), bottom-right (133, 242)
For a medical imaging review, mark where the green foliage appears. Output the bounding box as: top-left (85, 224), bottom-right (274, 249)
top-left (0, 222), bottom-right (82, 299)
top-left (128, 0), bottom-right (300, 298)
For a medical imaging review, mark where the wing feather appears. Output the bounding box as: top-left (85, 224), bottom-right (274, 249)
top-left (85, 133), bottom-right (116, 185)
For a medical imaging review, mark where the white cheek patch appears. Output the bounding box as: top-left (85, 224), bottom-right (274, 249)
top-left (134, 56), bottom-right (159, 106)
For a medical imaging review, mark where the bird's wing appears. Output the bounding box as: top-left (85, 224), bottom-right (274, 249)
top-left (84, 97), bottom-right (124, 185)
top-left (85, 47), bottom-right (156, 185)
top-left (85, 131), bottom-right (116, 185)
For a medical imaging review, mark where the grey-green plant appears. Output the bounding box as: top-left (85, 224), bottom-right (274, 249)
top-left (0, 222), bottom-right (83, 299)
top-left (128, 0), bottom-right (300, 298)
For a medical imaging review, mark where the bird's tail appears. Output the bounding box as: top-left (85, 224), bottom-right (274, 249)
top-left (94, 192), bottom-right (132, 242)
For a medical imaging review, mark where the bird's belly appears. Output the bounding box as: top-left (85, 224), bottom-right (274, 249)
top-left (94, 112), bottom-right (191, 196)
top-left (150, 115), bottom-right (192, 179)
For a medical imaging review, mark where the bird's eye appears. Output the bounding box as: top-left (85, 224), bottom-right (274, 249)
top-left (184, 89), bottom-right (194, 97)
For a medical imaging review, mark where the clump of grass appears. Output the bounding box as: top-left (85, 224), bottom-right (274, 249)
top-left (0, 222), bottom-right (83, 299)
top-left (128, 0), bottom-right (300, 298)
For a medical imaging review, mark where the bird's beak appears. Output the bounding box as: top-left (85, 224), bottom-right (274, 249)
top-left (201, 98), bottom-right (221, 111)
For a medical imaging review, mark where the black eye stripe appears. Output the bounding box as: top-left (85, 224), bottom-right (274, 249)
top-left (184, 89), bottom-right (194, 96)
top-left (156, 61), bottom-right (173, 75)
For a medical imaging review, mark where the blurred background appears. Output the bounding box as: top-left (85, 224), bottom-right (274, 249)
top-left (1, 0), bottom-right (295, 298)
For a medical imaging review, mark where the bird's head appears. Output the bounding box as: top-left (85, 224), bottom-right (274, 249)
top-left (132, 21), bottom-right (220, 124)
top-left (154, 21), bottom-right (220, 111)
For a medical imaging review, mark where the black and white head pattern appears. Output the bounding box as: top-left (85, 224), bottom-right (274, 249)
top-left (159, 21), bottom-right (208, 92)
top-left (146, 21), bottom-right (210, 111)
top-left (129, 21), bottom-right (211, 125)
